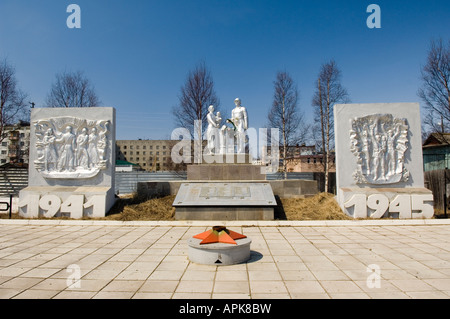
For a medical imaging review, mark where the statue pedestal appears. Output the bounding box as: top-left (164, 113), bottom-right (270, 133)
top-left (201, 153), bottom-right (252, 164)
top-left (173, 153), bottom-right (276, 221)
top-left (187, 164), bottom-right (265, 181)
top-left (173, 181), bottom-right (276, 220)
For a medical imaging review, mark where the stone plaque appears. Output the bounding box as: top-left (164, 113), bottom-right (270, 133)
top-left (173, 182), bottom-right (276, 207)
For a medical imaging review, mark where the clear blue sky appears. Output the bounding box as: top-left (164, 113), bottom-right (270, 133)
top-left (0, 0), bottom-right (449, 141)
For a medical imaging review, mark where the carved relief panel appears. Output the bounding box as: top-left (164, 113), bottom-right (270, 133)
top-left (350, 114), bottom-right (409, 185)
top-left (33, 116), bottom-right (110, 179)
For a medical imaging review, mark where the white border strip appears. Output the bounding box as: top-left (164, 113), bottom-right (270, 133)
top-left (0, 219), bottom-right (449, 227)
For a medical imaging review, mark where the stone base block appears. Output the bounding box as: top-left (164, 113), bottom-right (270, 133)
top-left (201, 153), bottom-right (252, 164)
top-left (137, 179), bottom-right (319, 199)
top-left (175, 207), bottom-right (274, 221)
top-left (136, 181), bottom-right (181, 198)
top-left (18, 186), bottom-right (116, 219)
top-left (269, 180), bottom-right (318, 198)
top-left (188, 237), bottom-right (252, 265)
top-left (187, 164), bottom-right (265, 181)
top-left (173, 182), bottom-right (276, 220)
top-left (338, 187), bottom-right (434, 219)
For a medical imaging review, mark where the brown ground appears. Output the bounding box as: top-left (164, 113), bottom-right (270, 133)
top-left (276, 193), bottom-right (351, 220)
top-left (102, 192), bottom-right (350, 221)
top-left (105, 194), bottom-right (177, 221)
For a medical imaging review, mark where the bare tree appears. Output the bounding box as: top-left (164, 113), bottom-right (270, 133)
top-left (172, 62), bottom-right (220, 143)
top-left (312, 60), bottom-right (349, 192)
top-left (267, 71), bottom-right (307, 179)
top-left (46, 70), bottom-right (101, 108)
top-left (172, 62), bottom-right (220, 165)
top-left (418, 39), bottom-right (450, 136)
top-left (0, 59), bottom-right (27, 143)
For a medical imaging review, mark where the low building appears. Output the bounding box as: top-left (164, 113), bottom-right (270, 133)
top-left (0, 121), bottom-right (30, 166)
top-left (422, 133), bottom-right (450, 171)
top-left (115, 160), bottom-right (139, 172)
top-left (286, 153), bottom-right (336, 173)
top-left (263, 144), bottom-right (335, 173)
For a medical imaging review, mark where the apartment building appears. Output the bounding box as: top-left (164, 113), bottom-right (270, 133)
top-left (0, 121), bottom-right (30, 165)
top-left (116, 140), bottom-right (178, 172)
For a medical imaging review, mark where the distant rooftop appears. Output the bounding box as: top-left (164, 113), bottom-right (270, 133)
top-left (423, 133), bottom-right (450, 148)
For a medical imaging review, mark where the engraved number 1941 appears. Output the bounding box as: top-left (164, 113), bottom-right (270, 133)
top-left (19, 194), bottom-right (106, 218)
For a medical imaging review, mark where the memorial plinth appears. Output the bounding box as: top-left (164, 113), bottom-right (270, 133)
top-left (174, 159), bottom-right (276, 220)
top-left (187, 164), bottom-right (265, 181)
top-left (173, 181), bottom-right (276, 220)
top-left (172, 97), bottom-right (277, 220)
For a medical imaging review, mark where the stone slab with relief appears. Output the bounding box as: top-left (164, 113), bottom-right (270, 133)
top-left (334, 103), bottom-right (433, 219)
top-left (19, 107), bottom-right (116, 219)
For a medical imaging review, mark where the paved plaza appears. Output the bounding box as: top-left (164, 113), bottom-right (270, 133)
top-left (0, 219), bottom-right (449, 299)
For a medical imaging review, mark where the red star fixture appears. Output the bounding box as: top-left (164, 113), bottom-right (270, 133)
top-left (193, 226), bottom-right (247, 245)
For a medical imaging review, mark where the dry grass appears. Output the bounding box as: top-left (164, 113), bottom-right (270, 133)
top-left (103, 192), bottom-right (350, 221)
top-left (105, 195), bottom-right (176, 221)
top-left (280, 192), bottom-right (351, 220)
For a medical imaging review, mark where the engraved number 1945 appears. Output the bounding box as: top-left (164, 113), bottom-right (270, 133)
top-left (344, 194), bottom-right (433, 219)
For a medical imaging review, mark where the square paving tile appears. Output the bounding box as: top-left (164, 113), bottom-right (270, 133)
top-left (139, 280), bottom-right (179, 293)
top-left (11, 289), bottom-right (60, 299)
top-left (93, 291), bottom-right (135, 299)
top-left (212, 293), bottom-right (251, 299)
top-left (248, 270), bottom-right (282, 281)
top-left (101, 280), bottom-right (143, 292)
top-left (181, 270), bottom-right (216, 281)
top-left (250, 281), bottom-right (288, 294)
top-left (319, 280), bottom-right (364, 294)
top-left (147, 270), bottom-right (185, 281)
top-left (311, 270), bottom-right (350, 281)
top-left (284, 280), bottom-right (325, 294)
top-left (389, 279), bottom-right (437, 292)
top-left (423, 279), bottom-right (450, 291)
top-left (53, 290), bottom-right (97, 299)
top-left (31, 278), bottom-right (70, 291)
top-left (213, 281), bottom-right (249, 294)
top-left (175, 280), bottom-right (214, 293)
top-left (331, 291), bottom-right (371, 299)
top-left (215, 270), bottom-right (248, 282)
top-left (0, 277), bottom-right (42, 290)
top-left (20, 268), bottom-right (62, 278)
top-left (172, 292), bottom-right (211, 299)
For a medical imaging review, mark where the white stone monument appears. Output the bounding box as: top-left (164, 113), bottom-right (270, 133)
top-left (230, 98), bottom-right (248, 154)
top-left (204, 98), bottom-right (249, 158)
top-left (334, 103), bottom-right (434, 219)
top-left (19, 107), bottom-right (116, 218)
top-left (174, 98), bottom-right (277, 220)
